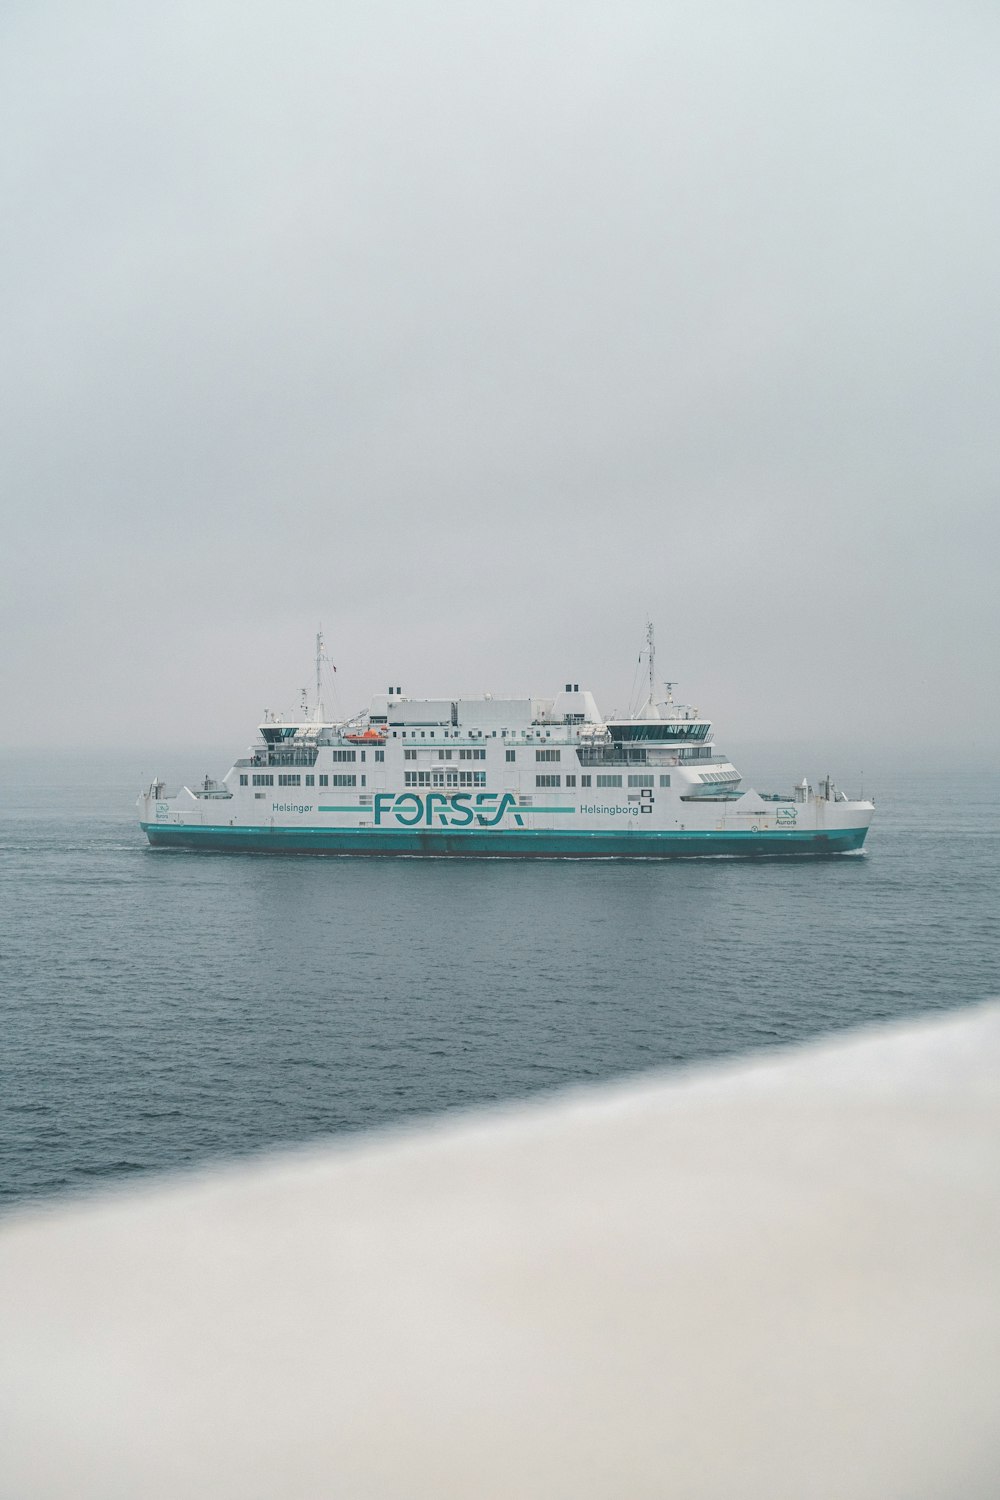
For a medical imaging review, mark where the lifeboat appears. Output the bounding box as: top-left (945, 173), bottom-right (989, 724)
top-left (344, 727), bottom-right (387, 744)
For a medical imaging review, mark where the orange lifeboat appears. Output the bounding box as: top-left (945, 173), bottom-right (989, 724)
top-left (344, 726), bottom-right (387, 744)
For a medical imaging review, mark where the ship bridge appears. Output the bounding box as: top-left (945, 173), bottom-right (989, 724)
top-left (606, 718), bottom-right (711, 744)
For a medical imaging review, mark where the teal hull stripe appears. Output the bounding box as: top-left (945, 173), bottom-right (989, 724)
top-left (142, 824), bottom-right (869, 858)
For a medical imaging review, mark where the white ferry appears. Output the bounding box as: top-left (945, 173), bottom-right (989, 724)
top-left (138, 629), bottom-right (873, 858)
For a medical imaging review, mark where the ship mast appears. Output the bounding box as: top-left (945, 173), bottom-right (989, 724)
top-left (314, 626), bottom-right (337, 722)
top-left (315, 628), bottom-right (324, 721)
top-left (645, 619), bottom-right (676, 711)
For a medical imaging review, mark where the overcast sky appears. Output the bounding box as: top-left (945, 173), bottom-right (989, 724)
top-left (2, 1), bottom-right (998, 766)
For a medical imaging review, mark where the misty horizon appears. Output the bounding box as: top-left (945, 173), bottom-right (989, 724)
top-left (3, 2), bottom-right (998, 766)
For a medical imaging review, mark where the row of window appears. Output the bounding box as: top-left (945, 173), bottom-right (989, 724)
top-left (611, 723), bottom-right (710, 743)
top-left (244, 773), bottom-right (362, 788)
top-left (241, 769), bottom-right (671, 792)
top-left (404, 747), bottom-right (486, 762)
top-left (392, 729), bottom-right (563, 741)
top-left (533, 773), bottom-right (672, 790)
top-left (325, 749), bottom-right (387, 763)
top-left (392, 746), bottom-right (692, 769)
top-left (596, 774), bottom-right (672, 788)
top-left (403, 770), bottom-right (487, 788)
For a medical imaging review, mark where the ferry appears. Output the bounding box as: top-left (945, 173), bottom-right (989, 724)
top-left (138, 628), bottom-right (873, 858)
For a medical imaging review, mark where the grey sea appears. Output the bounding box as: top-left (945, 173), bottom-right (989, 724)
top-left (2, 754), bottom-right (998, 1208)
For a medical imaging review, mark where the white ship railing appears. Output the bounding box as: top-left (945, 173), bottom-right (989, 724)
top-left (3, 1003), bottom-right (997, 1497)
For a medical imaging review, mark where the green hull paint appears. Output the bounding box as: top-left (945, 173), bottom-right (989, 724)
top-left (142, 824), bottom-right (870, 858)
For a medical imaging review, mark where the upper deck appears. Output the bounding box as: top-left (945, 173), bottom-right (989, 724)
top-left (244, 681), bottom-right (720, 769)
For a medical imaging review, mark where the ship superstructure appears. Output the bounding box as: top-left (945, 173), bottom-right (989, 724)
top-left (138, 628), bottom-right (873, 858)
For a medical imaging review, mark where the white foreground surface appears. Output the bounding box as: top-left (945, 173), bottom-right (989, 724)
top-left (2, 1004), bottom-right (999, 1499)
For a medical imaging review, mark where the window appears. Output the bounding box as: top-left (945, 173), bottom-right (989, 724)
top-left (505, 749), bottom-right (516, 763)
top-left (278, 774), bottom-right (301, 787)
top-left (319, 775), bottom-right (329, 787)
top-left (565, 774), bottom-right (576, 787)
top-left (331, 774), bottom-right (356, 787)
top-left (439, 749), bottom-right (452, 761)
top-left (405, 771), bottom-right (431, 787)
top-left (254, 792), bottom-right (266, 799)
top-left (536, 774), bottom-right (561, 788)
top-left (659, 774), bottom-right (671, 788)
top-left (458, 770), bottom-right (486, 787)
top-left (628, 775), bottom-right (654, 788)
top-left (596, 774), bottom-right (622, 788)
top-left (459, 748), bottom-right (486, 760)
top-left (252, 774), bottom-right (274, 787)
top-left (331, 750), bottom-right (356, 763)
top-left (581, 775), bottom-right (591, 788)
top-left (239, 774), bottom-right (248, 786)
top-left (361, 775), bottom-right (366, 787)
top-left (374, 750), bottom-right (384, 763)
top-left (536, 749), bottom-right (561, 762)
top-left (404, 749), bottom-right (417, 761)
top-left (305, 775), bottom-right (314, 787)
top-left (432, 770), bottom-right (460, 788)
top-left (360, 751), bottom-right (366, 762)
top-left (609, 721), bottom-right (709, 744)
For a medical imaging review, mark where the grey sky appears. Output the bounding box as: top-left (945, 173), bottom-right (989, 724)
top-left (2, 1), bottom-right (998, 764)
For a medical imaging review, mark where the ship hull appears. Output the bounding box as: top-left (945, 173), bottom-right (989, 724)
top-left (141, 823), bottom-right (870, 858)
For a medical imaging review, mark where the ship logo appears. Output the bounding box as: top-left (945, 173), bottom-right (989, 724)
top-left (374, 791), bottom-right (525, 829)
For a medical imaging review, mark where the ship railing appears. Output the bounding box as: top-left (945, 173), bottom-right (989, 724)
top-left (247, 750), bottom-right (320, 768)
top-left (577, 747), bottom-right (731, 768)
top-left (577, 746), bottom-right (658, 768)
top-left (4, 1004), bottom-right (996, 1491)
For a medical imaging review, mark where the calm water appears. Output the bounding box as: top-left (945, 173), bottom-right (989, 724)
top-left (2, 756), bottom-right (998, 1208)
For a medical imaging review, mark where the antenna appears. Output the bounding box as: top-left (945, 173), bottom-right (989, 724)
top-left (315, 628), bottom-right (325, 721)
top-left (316, 629), bottom-right (323, 718)
top-left (647, 619), bottom-right (655, 706)
top-left (314, 625), bottom-right (338, 722)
